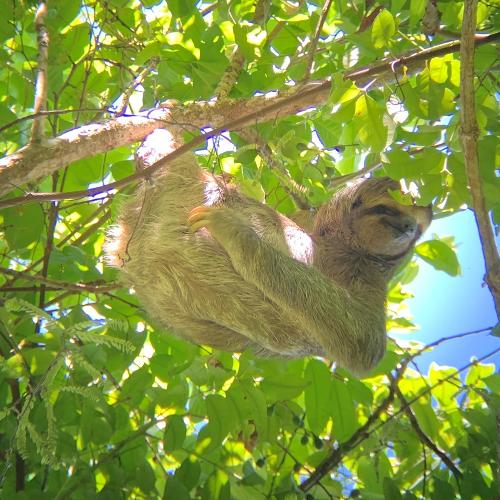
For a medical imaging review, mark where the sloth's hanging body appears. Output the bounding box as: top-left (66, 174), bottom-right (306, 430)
top-left (105, 126), bottom-right (432, 376)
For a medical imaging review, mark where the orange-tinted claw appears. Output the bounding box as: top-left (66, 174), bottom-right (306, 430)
top-left (188, 205), bottom-right (212, 233)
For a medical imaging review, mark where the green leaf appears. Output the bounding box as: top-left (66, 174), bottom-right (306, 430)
top-left (415, 239), bottom-right (460, 276)
top-left (409, 0), bottom-right (426, 28)
top-left (355, 95), bottom-right (388, 152)
top-left (198, 394), bottom-right (237, 453)
top-left (304, 359), bottom-right (332, 435)
top-left (3, 203), bottom-right (44, 250)
top-left (412, 400), bottom-right (440, 441)
top-left (202, 470), bottom-right (230, 500)
top-left (429, 57), bottom-right (449, 84)
top-left (429, 363), bottom-right (459, 408)
top-left (156, 378), bottom-right (189, 410)
top-left (430, 478), bottom-right (455, 500)
top-left (81, 407), bottom-right (113, 446)
top-left (371, 10), bottom-right (395, 49)
top-left (491, 323), bottom-right (500, 337)
top-left (163, 414), bottom-right (186, 453)
top-left (175, 458), bottom-right (201, 491)
top-left (120, 367), bottom-right (154, 406)
top-left (227, 381), bottom-right (268, 438)
top-left (169, 0), bottom-right (198, 18)
top-left (240, 460), bottom-right (266, 486)
top-left (20, 348), bottom-right (57, 376)
top-left (330, 378), bottom-right (357, 442)
top-left (260, 372), bottom-right (307, 402)
top-left (357, 455), bottom-right (379, 493)
top-left (383, 477), bottom-right (403, 500)
top-left (163, 476), bottom-right (190, 500)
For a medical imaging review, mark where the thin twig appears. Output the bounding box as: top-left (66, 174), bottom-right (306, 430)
top-left (0, 108), bottom-right (107, 135)
top-left (304, 0), bottom-right (334, 80)
top-left (357, 6), bottom-right (384, 34)
top-left (238, 128), bottom-right (309, 208)
top-left (0, 267), bottom-right (119, 293)
top-left (30, 0), bottom-right (49, 143)
top-left (398, 326), bottom-right (494, 363)
top-left (300, 384), bottom-right (396, 491)
top-left (375, 348), bottom-right (500, 434)
top-left (394, 385), bottom-right (462, 482)
top-left (37, 174), bottom-right (59, 327)
top-left (115, 57), bottom-right (159, 115)
top-left (276, 441), bottom-right (334, 499)
top-left (299, 362), bottom-right (405, 492)
top-left (459, 0), bottom-right (500, 316)
top-left (330, 162), bottom-right (382, 188)
top-left (267, 427), bottom-right (299, 498)
top-left (1, 198), bottom-right (113, 289)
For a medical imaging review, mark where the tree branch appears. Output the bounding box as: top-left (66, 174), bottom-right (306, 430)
top-left (214, 0), bottom-right (270, 99)
top-left (299, 376), bottom-right (397, 492)
top-left (459, 2), bottom-right (500, 316)
top-left (114, 57), bottom-right (159, 115)
top-left (1, 33), bottom-right (498, 204)
top-left (300, 344), bottom-right (499, 492)
top-left (0, 111), bottom-right (173, 198)
top-left (237, 128), bottom-right (309, 209)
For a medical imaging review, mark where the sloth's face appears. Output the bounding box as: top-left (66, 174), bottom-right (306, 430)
top-left (348, 181), bottom-right (432, 258)
top-left (314, 178), bottom-right (432, 260)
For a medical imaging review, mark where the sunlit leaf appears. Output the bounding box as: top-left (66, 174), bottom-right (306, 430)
top-left (429, 57), bottom-right (449, 84)
top-left (415, 239), bottom-right (460, 276)
top-left (330, 378), bottom-right (357, 442)
top-left (371, 10), bottom-right (396, 49)
top-left (304, 359), bottom-right (332, 434)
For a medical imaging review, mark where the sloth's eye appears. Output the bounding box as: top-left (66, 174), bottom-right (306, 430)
top-left (370, 204), bottom-right (400, 217)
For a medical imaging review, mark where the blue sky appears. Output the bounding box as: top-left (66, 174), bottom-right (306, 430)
top-left (394, 209), bottom-right (499, 372)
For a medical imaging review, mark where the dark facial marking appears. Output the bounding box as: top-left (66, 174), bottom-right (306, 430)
top-left (351, 197), bottom-right (362, 209)
top-left (382, 215), bottom-right (417, 236)
top-left (367, 204), bottom-right (401, 217)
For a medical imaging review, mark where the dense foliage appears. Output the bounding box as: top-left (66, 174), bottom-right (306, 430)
top-left (0, 0), bottom-right (499, 498)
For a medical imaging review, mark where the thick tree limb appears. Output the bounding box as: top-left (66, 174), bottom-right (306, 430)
top-left (459, 4), bottom-right (500, 316)
top-left (344, 31), bottom-right (499, 87)
top-left (0, 113), bottom-right (171, 198)
top-left (0, 33), bottom-right (498, 203)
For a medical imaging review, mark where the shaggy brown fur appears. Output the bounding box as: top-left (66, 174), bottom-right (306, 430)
top-left (105, 128), bottom-right (432, 375)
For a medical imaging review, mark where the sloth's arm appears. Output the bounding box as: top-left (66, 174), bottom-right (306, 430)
top-left (189, 206), bottom-right (386, 374)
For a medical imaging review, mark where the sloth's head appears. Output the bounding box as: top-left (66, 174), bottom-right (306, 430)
top-left (314, 177), bottom-right (432, 261)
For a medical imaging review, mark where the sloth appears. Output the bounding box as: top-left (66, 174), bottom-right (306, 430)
top-left (105, 128), bottom-right (432, 375)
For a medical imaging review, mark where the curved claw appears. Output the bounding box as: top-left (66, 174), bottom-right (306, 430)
top-left (188, 205), bottom-right (212, 233)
